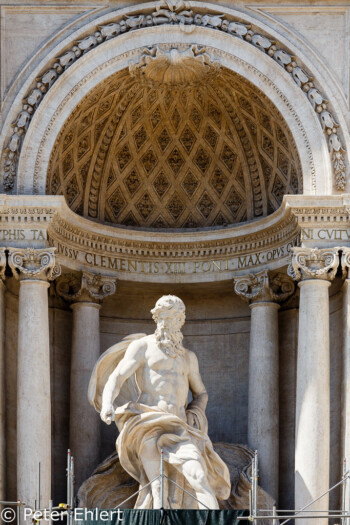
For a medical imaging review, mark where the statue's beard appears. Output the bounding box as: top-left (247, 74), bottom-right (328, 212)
top-left (155, 326), bottom-right (184, 358)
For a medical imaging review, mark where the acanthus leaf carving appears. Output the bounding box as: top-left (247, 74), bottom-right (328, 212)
top-left (7, 247), bottom-right (61, 281)
top-left (56, 270), bottom-right (116, 303)
top-left (234, 270), bottom-right (294, 304)
top-left (287, 247), bottom-right (340, 282)
top-left (0, 248), bottom-right (6, 281)
top-left (340, 247), bottom-right (350, 279)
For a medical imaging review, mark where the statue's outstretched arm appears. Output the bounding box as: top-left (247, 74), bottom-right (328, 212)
top-left (101, 340), bottom-right (145, 424)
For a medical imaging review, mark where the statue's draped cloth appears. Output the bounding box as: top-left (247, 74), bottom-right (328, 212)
top-left (88, 334), bottom-right (231, 508)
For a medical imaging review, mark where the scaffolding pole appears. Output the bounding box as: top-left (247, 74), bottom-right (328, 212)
top-left (9, 448), bottom-right (350, 524)
top-left (342, 458), bottom-right (347, 525)
top-left (243, 453), bottom-right (350, 523)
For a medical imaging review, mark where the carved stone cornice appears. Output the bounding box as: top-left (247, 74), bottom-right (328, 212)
top-left (4, 194), bottom-right (350, 283)
top-left (7, 247), bottom-right (60, 281)
top-left (234, 270), bottom-right (295, 304)
top-left (288, 247), bottom-right (340, 282)
top-left (56, 271), bottom-right (116, 304)
top-left (49, 208), bottom-right (297, 259)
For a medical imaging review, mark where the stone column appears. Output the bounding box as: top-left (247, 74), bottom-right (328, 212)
top-left (56, 271), bottom-right (116, 489)
top-left (340, 248), bottom-right (350, 513)
top-left (8, 248), bottom-right (60, 508)
top-left (0, 249), bottom-right (6, 503)
top-left (289, 247), bottom-right (339, 524)
top-left (234, 270), bottom-right (294, 501)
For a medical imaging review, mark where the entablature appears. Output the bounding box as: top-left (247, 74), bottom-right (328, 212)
top-left (0, 194), bottom-right (349, 283)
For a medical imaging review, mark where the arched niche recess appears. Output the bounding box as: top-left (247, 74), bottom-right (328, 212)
top-left (2, 3), bottom-right (341, 207)
top-left (46, 64), bottom-right (303, 229)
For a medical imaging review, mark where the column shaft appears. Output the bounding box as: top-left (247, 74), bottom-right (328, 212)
top-left (56, 270), bottom-right (116, 489)
top-left (295, 279), bottom-right (330, 523)
top-left (248, 301), bottom-right (279, 500)
top-left (17, 280), bottom-right (51, 507)
top-left (70, 302), bottom-right (101, 487)
top-left (0, 281), bottom-right (5, 502)
top-left (342, 280), bottom-right (350, 512)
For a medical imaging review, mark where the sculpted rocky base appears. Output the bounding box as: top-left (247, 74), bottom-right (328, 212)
top-left (77, 443), bottom-right (274, 525)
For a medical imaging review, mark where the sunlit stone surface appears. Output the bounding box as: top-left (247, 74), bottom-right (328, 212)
top-left (0, 2), bottom-right (349, 523)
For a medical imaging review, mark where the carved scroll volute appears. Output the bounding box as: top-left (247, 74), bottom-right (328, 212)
top-left (288, 247), bottom-right (340, 282)
top-left (56, 271), bottom-right (116, 304)
top-left (7, 247), bottom-right (61, 281)
top-left (234, 270), bottom-right (294, 304)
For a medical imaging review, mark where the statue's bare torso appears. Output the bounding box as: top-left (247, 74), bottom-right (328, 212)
top-left (102, 333), bottom-right (207, 425)
top-left (136, 335), bottom-right (190, 420)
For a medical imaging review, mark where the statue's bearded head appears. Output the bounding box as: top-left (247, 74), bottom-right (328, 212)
top-left (151, 295), bottom-right (186, 358)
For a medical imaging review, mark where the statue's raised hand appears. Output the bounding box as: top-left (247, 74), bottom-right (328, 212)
top-left (101, 403), bottom-right (114, 425)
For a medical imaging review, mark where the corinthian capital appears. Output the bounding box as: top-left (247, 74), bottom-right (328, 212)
top-left (234, 270), bottom-right (294, 304)
top-left (56, 271), bottom-right (116, 304)
top-left (340, 247), bottom-right (350, 279)
top-left (288, 247), bottom-right (340, 282)
top-left (8, 247), bottom-right (60, 281)
top-left (0, 248), bottom-right (6, 281)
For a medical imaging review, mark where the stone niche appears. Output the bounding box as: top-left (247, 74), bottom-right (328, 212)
top-left (46, 55), bottom-right (302, 229)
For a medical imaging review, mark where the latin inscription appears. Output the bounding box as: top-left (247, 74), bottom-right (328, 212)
top-left (0, 228), bottom-right (46, 242)
top-left (301, 228), bottom-right (350, 241)
top-left (48, 237), bottom-right (299, 275)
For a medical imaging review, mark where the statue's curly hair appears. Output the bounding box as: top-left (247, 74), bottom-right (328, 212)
top-left (151, 295), bottom-right (186, 326)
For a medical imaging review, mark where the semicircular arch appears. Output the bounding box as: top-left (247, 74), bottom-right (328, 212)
top-left (0, 2), bottom-right (344, 198)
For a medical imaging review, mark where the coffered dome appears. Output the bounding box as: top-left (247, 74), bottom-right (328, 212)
top-left (47, 66), bottom-right (302, 229)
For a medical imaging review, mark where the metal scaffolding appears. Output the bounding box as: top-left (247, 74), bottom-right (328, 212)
top-left (0, 449), bottom-right (75, 525)
top-left (238, 452), bottom-right (350, 524)
top-left (3, 449), bottom-right (350, 523)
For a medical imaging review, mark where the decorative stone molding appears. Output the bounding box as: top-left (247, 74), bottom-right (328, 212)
top-left (7, 247), bottom-right (61, 281)
top-left (1, 0), bottom-right (346, 191)
top-left (129, 44), bottom-right (220, 86)
top-left (49, 210), bottom-right (298, 259)
top-left (56, 271), bottom-right (116, 303)
top-left (288, 247), bottom-right (340, 281)
top-left (3, 194), bottom-right (350, 283)
top-left (234, 270), bottom-right (294, 304)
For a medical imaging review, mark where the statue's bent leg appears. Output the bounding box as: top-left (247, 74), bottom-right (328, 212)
top-left (177, 458), bottom-right (219, 510)
top-left (139, 438), bottom-right (168, 509)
